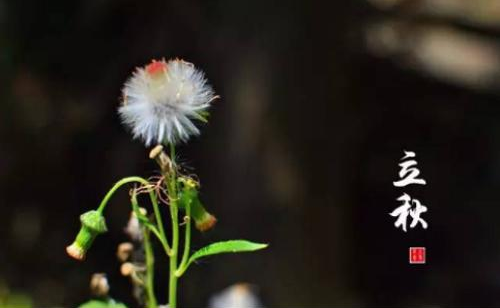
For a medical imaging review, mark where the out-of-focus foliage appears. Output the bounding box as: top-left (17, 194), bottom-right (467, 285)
top-left (0, 281), bottom-right (32, 308)
top-left (77, 298), bottom-right (127, 308)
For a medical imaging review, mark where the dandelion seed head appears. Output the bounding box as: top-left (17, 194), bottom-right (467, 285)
top-left (119, 59), bottom-right (216, 146)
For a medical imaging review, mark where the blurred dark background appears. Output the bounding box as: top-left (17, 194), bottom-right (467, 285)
top-left (2, 0), bottom-right (500, 306)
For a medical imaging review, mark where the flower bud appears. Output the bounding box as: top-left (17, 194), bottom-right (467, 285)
top-left (66, 210), bottom-right (108, 261)
top-left (90, 273), bottom-right (110, 297)
top-left (120, 262), bottom-right (135, 276)
top-left (179, 177), bottom-right (217, 232)
top-left (116, 242), bottom-right (134, 262)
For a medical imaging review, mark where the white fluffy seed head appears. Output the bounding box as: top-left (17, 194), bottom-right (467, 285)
top-left (119, 59), bottom-right (217, 146)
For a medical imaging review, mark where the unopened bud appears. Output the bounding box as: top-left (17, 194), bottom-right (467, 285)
top-left (120, 262), bottom-right (135, 276)
top-left (116, 242), bottom-right (134, 262)
top-left (66, 210), bottom-right (108, 261)
top-left (90, 273), bottom-right (109, 297)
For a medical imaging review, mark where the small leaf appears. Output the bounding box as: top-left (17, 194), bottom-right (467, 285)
top-left (0, 292), bottom-right (33, 308)
top-left (188, 240), bottom-right (268, 266)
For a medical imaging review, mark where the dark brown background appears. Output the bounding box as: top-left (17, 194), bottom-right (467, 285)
top-left (1, 0), bottom-right (500, 306)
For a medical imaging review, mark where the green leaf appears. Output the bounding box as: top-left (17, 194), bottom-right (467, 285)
top-left (188, 240), bottom-right (268, 266)
top-left (78, 298), bottom-right (127, 308)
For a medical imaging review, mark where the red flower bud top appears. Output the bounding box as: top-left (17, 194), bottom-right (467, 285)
top-left (145, 59), bottom-right (167, 76)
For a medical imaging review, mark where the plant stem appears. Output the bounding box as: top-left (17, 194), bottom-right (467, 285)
top-left (167, 144), bottom-right (180, 308)
top-left (99, 176), bottom-right (172, 255)
top-left (143, 229), bottom-right (157, 308)
top-left (97, 176), bottom-right (151, 213)
top-left (176, 201), bottom-right (191, 277)
top-left (149, 183), bottom-right (167, 248)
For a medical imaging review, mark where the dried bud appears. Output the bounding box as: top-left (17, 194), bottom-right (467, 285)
top-left (66, 211), bottom-right (108, 261)
top-left (149, 145), bottom-right (173, 173)
top-left (116, 242), bottom-right (134, 262)
top-left (178, 177), bottom-right (217, 232)
top-left (124, 208), bottom-right (147, 241)
top-left (120, 262), bottom-right (135, 276)
top-left (90, 273), bottom-right (110, 297)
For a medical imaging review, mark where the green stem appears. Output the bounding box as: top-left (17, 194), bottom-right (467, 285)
top-left (97, 176), bottom-right (150, 213)
top-left (148, 184), bottom-right (167, 247)
top-left (167, 144), bottom-right (180, 308)
top-left (143, 229), bottom-right (157, 308)
top-left (98, 176), bottom-right (171, 254)
top-left (176, 201), bottom-right (191, 277)
top-left (150, 227), bottom-right (172, 257)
